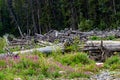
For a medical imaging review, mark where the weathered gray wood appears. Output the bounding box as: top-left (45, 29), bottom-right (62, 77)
top-left (85, 41), bottom-right (120, 52)
top-left (0, 43), bottom-right (64, 59)
top-left (84, 40), bottom-right (120, 61)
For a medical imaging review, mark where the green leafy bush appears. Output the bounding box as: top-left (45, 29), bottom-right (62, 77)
top-left (69, 72), bottom-right (89, 79)
top-left (0, 60), bottom-right (6, 68)
top-left (0, 72), bottom-right (6, 80)
top-left (0, 37), bottom-right (6, 53)
top-left (78, 19), bottom-right (93, 31)
top-left (104, 55), bottom-right (120, 70)
top-left (89, 36), bottom-right (101, 40)
top-left (106, 35), bottom-right (116, 40)
top-left (56, 52), bottom-right (94, 66)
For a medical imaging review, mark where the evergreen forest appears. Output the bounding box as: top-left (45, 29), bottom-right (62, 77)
top-left (0, 0), bottom-right (120, 36)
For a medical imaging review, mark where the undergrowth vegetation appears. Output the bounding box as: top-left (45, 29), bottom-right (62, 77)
top-left (0, 50), bottom-right (119, 79)
top-left (54, 52), bottom-right (95, 66)
top-left (0, 37), bottom-right (6, 53)
top-left (104, 55), bottom-right (120, 70)
top-left (0, 51), bottom-right (99, 80)
top-left (90, 35), bottom-right (116, 40)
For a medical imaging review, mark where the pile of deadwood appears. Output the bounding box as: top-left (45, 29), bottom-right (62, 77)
top-left (1, 28), bottom-right (120, 61)
top-left (84, 41), bottom-right (120, 62)
top-left (8, 28), bottom-right (120, 46)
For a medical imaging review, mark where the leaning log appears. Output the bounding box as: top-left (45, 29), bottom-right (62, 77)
top-left (0, 43), bottom-right (64, 59)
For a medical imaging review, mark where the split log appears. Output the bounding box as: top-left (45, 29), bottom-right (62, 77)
top-left (0, 43), bottom-right (64, 59)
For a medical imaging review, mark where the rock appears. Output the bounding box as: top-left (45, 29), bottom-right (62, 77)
top-left (96, 63), bottom-right (104, 68)
top-left (14, 78), bottom-right (22, 80)
top-left (59, 71), bottom-right (66, 75)
top-left (90, 70), bottom-right (120, 80)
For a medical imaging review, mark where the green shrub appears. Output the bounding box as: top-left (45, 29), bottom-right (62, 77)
top-left (0, 60), bottom-right (6, 68)
top-left (56, 52), bottom-right (94, 66)
top-left (37, 74), bottom-right (46, 80)
top-left (0, 72), bottom-right (6, 80)
top-left (90, 35), bottom-right (116, 40)
top-left (83, 64), bottom-right (99, 73)
top-left (10, 46), bottom-right (21, 52)
top-left (106, 35), bottom-right (116, 40)
top-left (0, 37), bottom-right (6, 53)
top-left (99, 20), bottom-right (107, 30)
top-left (104, 55), bottom-right (120, 70)
top-left (78, 19), bottom-right (93, 31)
top-left (69, 72), bottom-right (89, 79)
top-left (13, 55), bottom-right (40, 69)
top-left (51, 71), bottom-right (61, 78)
top-left (22, 68), bottom-right (36, 76)
top-left (89, 36), bottom-right (101, 40)
top-left (65, 37), bottom-right (83, 52)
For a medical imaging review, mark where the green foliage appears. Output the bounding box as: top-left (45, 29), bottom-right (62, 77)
top-left (99, 20), bottom-right (107, 30)
top-left (106, 35), bottom-right (116, 40)
top-left (78, 19), bottom-right (93, 31)
top-left (55, 52), bottom-right (94, 66)
top-left (1, 50), bottom-right (120, 79)
top-left (83, 64), bottom-right (99, 73)
top-left (0, 0), bottom-right (120, 35)
top-left (0, 37), bottom-right (6, 53)
top-left (0, 37), bottom-right (6, 49)
top-left (0, 52), bottom-right (97, 79)
top-left (104, 55), bottom-right (120, 70)
top-left (0, 60), bottom-right (6, 67)
top-left (0, 72), bottom-right (5, 80)
top-left (65, 36), bottom-right (82, 52)
top-left (89, 36), bottom-right (101, 40)
top-left (69, 72), bottom-right (89, 79)
top-left (89, 35), bottom-right (116, 40)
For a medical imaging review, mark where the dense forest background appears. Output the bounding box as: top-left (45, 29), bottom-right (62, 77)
top-left (0, 0), bottom-right (120, 36)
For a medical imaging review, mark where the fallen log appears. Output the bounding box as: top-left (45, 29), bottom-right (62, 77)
top-left (85, 40), bottom-right (120, 52)
top-left (0, 43), bottom-right (64, 59)
top-left (84, 40), bottom-right (120, 61)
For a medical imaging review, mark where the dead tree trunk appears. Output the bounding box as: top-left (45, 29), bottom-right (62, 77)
top-left (0, 43), bottom-right (64, 59)
top-left (7, 0), bottom-right (24, 38)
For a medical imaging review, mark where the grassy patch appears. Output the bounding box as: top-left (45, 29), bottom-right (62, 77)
top-left (89, 36), bottom-right (101, 40)
top-left (89, 35), bottom-right (116, 40)
top-left (104, 55), bottom-right (120, 70)
top-left (0, 37), bottom-right (6, 53)
top-left (0, 52), bottom-right (97, 79)
top-left (55, 52), bottom-right (94, 67)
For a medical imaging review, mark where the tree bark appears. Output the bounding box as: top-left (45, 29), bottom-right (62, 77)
top-left (113, 0), bottom-right (116, 15)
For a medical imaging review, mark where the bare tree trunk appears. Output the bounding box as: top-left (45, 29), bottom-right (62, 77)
top-left (113, 0), bottom-right (116, 15)
top-left (30, 0), bottom-right (37, 34)
top-left (70, 0), bottom-right (77, 29)
top-left (36, 0), bottom-right (42, 34)
top-left (7, 0), bottom-right (24, 38)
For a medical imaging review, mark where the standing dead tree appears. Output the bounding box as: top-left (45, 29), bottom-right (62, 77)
top-left (7, 0), bottom-right (24, 38)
